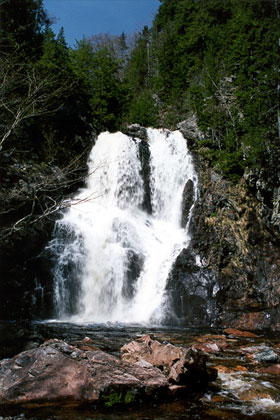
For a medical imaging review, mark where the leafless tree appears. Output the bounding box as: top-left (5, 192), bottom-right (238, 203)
top-left (0, 153), bottom-right (104, 239)
top-left (0, 48), bottom-right (73, 151)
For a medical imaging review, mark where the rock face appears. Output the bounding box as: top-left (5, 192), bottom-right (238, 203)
top-left (0, 337), bottom-right (216, 408)
top-left (167, 122), bottom-right (280, 329)
top-left (181, 179), bottom-right (195, 227)
top-left (164, 247), bottom-right (218, 327)
top-left (138, 138), bottom-right (152, 214)
top-left (244, 163), bottom-right (280, 235)
top-left (193, 164), bottom-right (280, 330)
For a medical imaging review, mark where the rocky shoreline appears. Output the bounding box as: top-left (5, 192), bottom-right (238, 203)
top-left (1, 327), bottom-right (280, 419)
top-left (0, 335), bottom-right (216, 409)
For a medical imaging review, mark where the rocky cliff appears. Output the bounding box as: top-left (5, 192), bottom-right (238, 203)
top-left (166, 119), bottom-right (280, 330)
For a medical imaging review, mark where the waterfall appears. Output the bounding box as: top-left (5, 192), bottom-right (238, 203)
top-left (50, 128), bottom-right (198, 324)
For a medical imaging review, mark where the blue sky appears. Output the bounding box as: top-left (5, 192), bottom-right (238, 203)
top-left (44, 0), bottom-right (160, 46)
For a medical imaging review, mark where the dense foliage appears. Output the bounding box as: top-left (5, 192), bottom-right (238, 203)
top-left (129, 0), bottom-right (280, 179)
top-left (0, 0), bottom-right (279, 183)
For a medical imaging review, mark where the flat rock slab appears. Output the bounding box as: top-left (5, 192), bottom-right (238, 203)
top-left (0, 339), bottom-right (168, 408)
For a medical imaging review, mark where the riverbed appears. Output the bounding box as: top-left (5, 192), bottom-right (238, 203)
top-left (1, 322), bottom-right (280, 420)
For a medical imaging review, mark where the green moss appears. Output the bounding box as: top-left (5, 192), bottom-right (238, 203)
top-left (124, 390), bottom-right (136, 404)
top-left (102, 392), bottom-right (123, 407)
top-left (101, 390), bottom-right (136, 407)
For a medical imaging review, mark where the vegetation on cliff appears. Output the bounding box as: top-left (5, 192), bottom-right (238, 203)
top-left (133, 0), bottom-right (279, 180)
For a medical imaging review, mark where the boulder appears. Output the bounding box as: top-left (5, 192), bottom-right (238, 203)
top-left (192, 342), bottom-right (221, 354)
top-left (125, 124), bottom-right (147, 141)
top-left (240, 344), bottom-right (278, 363)
top-left (121, 335), bottom-right (217, 388)
top-left (0, 336), bottom-right (217, 409)
top-left (256, 364), bottom-right (280, 374)
top-left (177, 116), bottom-right (204, 148)
top-left (0, 339), bottom-right (168, 408)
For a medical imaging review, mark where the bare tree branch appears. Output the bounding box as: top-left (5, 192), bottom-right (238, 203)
top-left (0, 50), bottom-right (73, 150)
top-left (0, 159), bottom-right (104, 240)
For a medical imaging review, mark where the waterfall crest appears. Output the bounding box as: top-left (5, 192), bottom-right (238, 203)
top-left (51, 128), bottom-right (198, 324)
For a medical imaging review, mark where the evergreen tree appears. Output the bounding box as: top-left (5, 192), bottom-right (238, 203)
top-left (0, 0), bottom-right (50, 54)
top-left (125, 26), bottom-right (152, 93)
top-left (124, 0), bottom-right (280, 179)
top-left (70, 39), bottom-right (125, 132)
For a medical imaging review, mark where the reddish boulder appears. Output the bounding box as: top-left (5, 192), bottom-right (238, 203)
top-left (0, 339), bottom-right (168, 408)
top-left (215, 365), bottom-right (233, 374)
top-left (256, 364), bottom-right (280, 374)
top-left (121, 335), bottom-right (217, 388)
top-left (0, 337), bottom-right (218, 409)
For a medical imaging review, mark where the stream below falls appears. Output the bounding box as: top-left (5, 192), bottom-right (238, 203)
top-left (1, 322), bottom-right (280, 420)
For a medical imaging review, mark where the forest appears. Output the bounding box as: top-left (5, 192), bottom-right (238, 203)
top-left (0, 0), bottom-right (279, 238)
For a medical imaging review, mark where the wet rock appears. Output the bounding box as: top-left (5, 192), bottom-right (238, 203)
top-left (237, 387), bottom-right (276, 402)
top-left (224, 328), bottom-right (259, 338)
top-left (233, 365), bottom-right (248, 372)
top-left (164, 247), bottom-right (219, 327)
top-left (256, 364), bottom-right (280, 374)
top-left (197, 334), bottom-right (227, 340)
top-left (193, 335), bottom-right (229, 353)
top-left (120, 335), bottom-right (217, 388)
top-left (125, 124), bottom-right (147, 141)
top-left (138, 139), bottom-right (152, 214)
top-left (0, 322), bottom-right (44, 360)
top-left (215, 365), bottom-right (233, 374)
top-left (188, 159), bottom-right (280, 331)
top-left (215, 364), bottom-right (249, 374)
top-left (254, 348), bottom-right (278, 363)
top-left (181, 179), bottom-right (195, 227)
top-left (240, 344), bottom-right (278, 363)
top-left (77, 337), bottom-right (101, 352)
top-left (192, 342), bottom-right (221, 354)
top-left (240, 345), bottom-right (264, 354)
top-left (122, 249), bottom-right (144, 300)
top-left (0, 339), bottom-right (169, 408)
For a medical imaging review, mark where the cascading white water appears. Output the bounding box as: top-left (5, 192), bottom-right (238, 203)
top-left (51, 128), bottom-right (198, 324)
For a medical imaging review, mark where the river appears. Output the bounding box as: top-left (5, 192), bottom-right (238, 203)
top-left (1, 321), bottom-right (280, 420)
